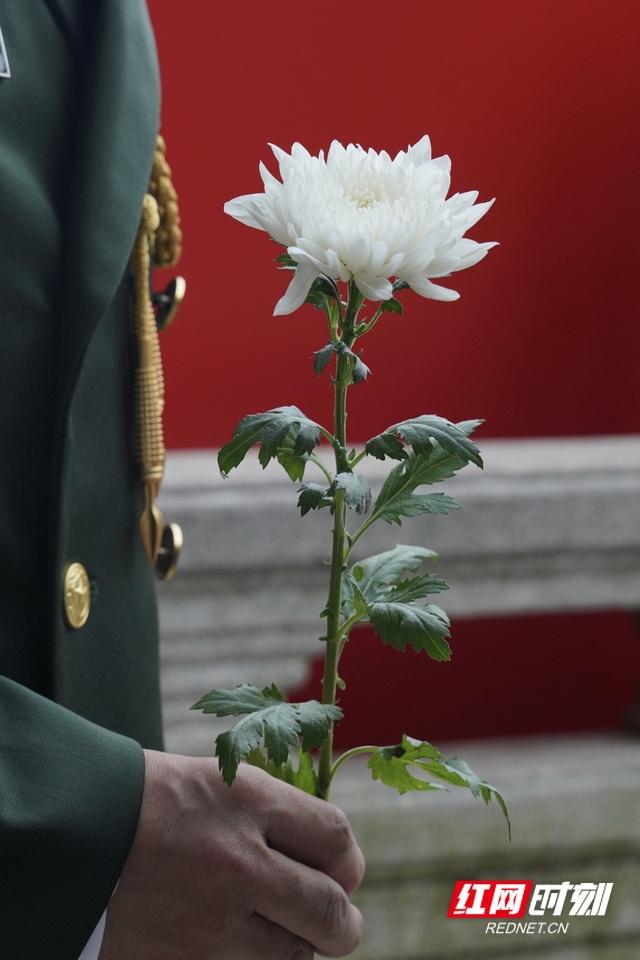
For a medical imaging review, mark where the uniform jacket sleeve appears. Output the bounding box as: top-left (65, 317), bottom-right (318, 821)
top-left (0, 0), bottom-right (162, 956)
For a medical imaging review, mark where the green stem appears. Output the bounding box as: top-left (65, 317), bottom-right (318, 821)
top-left (310, 453), bottom-right (334, 485)
top-left (317, 283), bottom-right (362, 801)
top-left (349, 448), bottom-right (367, 469)
top-left (330, 744), bottom-right (380, 780)
top-left (346, 512), bottom-right (378, 555)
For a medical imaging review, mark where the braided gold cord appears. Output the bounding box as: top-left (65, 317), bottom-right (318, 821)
top-left (130, 135), bottom-right (183, 563)
top-left (149, 134), bottom-right (183, 269)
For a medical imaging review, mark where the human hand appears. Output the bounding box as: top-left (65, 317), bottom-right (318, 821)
top-left (98, 750), bottom-right (365, 959)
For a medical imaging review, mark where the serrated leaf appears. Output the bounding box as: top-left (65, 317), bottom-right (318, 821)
top-left (297, 482), bottom-right (331, 516)
top-left (247, 748), bottom-right (319, 796)
top-left (380, 297), bottom-right (403, 315)
top-left (366, 414), bottom-right (483, 467)
top-left (379, 490), bottom-right (462, 525)
top-left (368, 736), bottom-right (511, 838)
top-left (387, 575), bottom-right (449, 603)
top-left (334, 472), bottom-right (371, 514)
top-left (313, 343), bottom-right (337, 375)
top-left (192, 684), bottom-right (342, 785)
top-left (218, 406), bottom-right (322, 477)
top-left (351, 545), bottom-right (437, 602)
top-left (341, 572), bottom-right (370, 621)
top-left (369, 745), bottom-right (447, 793)
top-left (276, 430), bottom-right (310, 483)
top-left (351, 354), bottom-right (371, 383)
top-left (369, 601), bottom-right (452, 660)
top-left (371, 447), bottom-right (475, 528)
top-left (365, 432), bottom-right (406, 461)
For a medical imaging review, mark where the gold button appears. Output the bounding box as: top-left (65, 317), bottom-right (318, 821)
top-left (63, 562), bottom-right (91, 629)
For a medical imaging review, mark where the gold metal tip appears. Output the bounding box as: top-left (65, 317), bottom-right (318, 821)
top-left (155, 522), bottom-right (183, 581)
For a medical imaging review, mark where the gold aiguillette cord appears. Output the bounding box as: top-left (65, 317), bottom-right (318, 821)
top-left (130, 136), bottom-right (184, 578)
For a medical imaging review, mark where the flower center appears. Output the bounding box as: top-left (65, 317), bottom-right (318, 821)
top-left (346, 183), bottom-right (383, 209)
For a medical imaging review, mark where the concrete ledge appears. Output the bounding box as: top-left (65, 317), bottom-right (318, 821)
top-left (157, 436), bottom-right (640, 755)
top-left (334, 733), bottom-right (640, 959)
top-left (156, 439), bottom-right (640, 959)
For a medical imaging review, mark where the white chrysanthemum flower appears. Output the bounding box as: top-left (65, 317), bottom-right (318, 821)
top-left (224, 136), bottom-right (496, 316)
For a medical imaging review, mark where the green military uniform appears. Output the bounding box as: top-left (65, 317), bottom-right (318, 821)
top-left (0, 1), bottom-right (169, 955)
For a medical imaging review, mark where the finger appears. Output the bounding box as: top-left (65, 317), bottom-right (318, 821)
top-left (264, 782), bottom-right (365, 894)
top-left (236, 914), bottom-right (313, 960)
top-left (255, 846), bottom-right (363, 958)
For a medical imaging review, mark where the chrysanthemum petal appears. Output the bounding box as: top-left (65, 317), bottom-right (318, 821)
top-left (273, 264), bottom-right (319, 316)
top-left (355, 275), bottom-right (394, 301)
top-left (407, 274), bottom-right (460, 301)
top-left (223, 195), bottom-right (267, 231)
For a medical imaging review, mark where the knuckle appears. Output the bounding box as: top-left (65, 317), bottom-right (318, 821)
top-left (329, 805), bottom-right (354, 858)
top-left (320, 887), bottom-right (351, 943)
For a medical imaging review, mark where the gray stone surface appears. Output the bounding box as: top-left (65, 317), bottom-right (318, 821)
top-left (333, 734), bottom-right (640, 960)
top-left (157, 436), bottom-right (640, 755)
top-left (155, 438), bottom-right (640, 959)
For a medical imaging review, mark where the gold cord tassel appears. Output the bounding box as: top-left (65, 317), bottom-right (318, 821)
top-left (130, 136), bottom-right (185, 576)
top-left (132, 194), bottom-right (165, 564)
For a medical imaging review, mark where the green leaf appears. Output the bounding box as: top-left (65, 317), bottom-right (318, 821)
top-left (369, 601), bottom-right (452, 660)
top-left (387, 575), bottom-right (449, 603)
top-left (368, 736), bottom-right (511, 838)
top-left (371, 442), bottom-right (478, 526)
top-left (305, 274), bottom-right (341, 308)
top-left (366, 415), bottom-right (483, 467)
top-left (351, 353), bottom-right (371, 383)
top-left (313, 342), bottom-right (337, 375)
top-left (334, 472), bottom-right (371, 514)
top-left (275, 252), bottom-right (297, 267)
top-left (369, 745), bottom-right (447, 793)
top-left (297, 482), bottom-right (331, 516)
top-left (341, 572), bottom-right (370, 621)
top-left (351, 545), bottom-right (437, 602)
top-left (247, 748), bottom-right (319, 796)
top-left (380, 297), bottom-right (404, 315)
top-left (378, 490), bottom-right (462, 525)
top-left (218, 406), bottom-right (322, 477)
top-left (276, 431), bottom-right (310, 482)
top-left (192, 684), bottom-right (342, 785)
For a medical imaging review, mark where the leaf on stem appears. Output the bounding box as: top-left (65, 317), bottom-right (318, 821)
top-left (340, 546), bottom-right (449, 646)
top-left (247, 746), bottom-right (319, 796)
top-left (386, 575), bottom-right (449, 603)
top-left (351, 544), bottom-right (438, 602)
top-left (377, 483), bottom-right (462, 526)
top-left (380, 297), bottom-right (403, 315)
top-left (369, 601), bottom-right (452, 660)
top-left (297, 482), bottom-right (332, 516)
top-left (313, 343), bottom-right (338, 375)
top-left (334, 472), bottom-right (372, 514)
top-left (218, 406), bottom-right (322, 477)
top-left (351, 354), bottom-right (371, 383)
top-left (368, 735), bottom-right (511, 838)
top-left (276, 431), bottom-right (310, 482)
top-left (366, 415), bottom-right (483, 467)
top-left (192, 683), bottom-right (342, 786)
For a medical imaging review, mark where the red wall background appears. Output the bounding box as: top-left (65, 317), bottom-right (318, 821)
top-left (148, 1), bottom-right (640, 743)
top-left (148, 0), bottom-right (640, 450)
